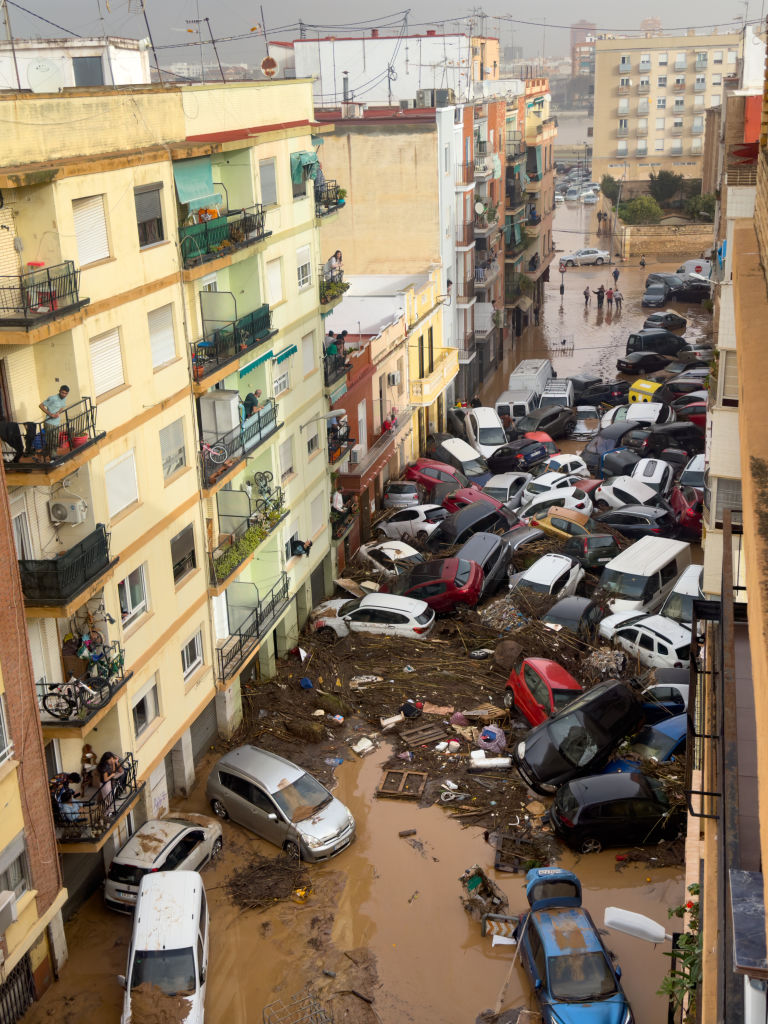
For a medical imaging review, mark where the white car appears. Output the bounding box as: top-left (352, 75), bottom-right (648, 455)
top-left (659, 564), bottom-right (704, 629)
top-left (310, 593), bottom-right (435, 640)
top-left (463, 407), bottom-right (508, 458)
top-left (375, 505), bottom-right (449, 542)
top-left (509, 553), bottom-right (584, 599)
top-left (555, 192), bottom-right (565, 204)
top-left (482, 472), bottom-right (532, 509)
top-left (594, 475), bottom-right (659, 511)
top-left (562, 247), bottom-right (610, 266)
top-left (519, 487), bottom-right (593, 521)
top-left (630, 458), bottom-right (675, 497)
top-left (522, 472), bottom-right (591, 505)
top-left (642, 680), bottom-right (690, 717)
top-left (680, 453), bottom-right (705, 489)
top-left (580, 191), bottom-right (598, 204)
top-left (357, 540), bottom-right (425, 576)
top-left (572, 407), bottom-right (601, 439)
top-left (600, 402), bottom-right (675, 429)
top-left (599, 613), bottom-right (692, 669)
top-left (542, 454), bottom-right (589, 477)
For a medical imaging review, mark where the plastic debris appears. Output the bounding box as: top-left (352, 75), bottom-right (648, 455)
top-left (299, 677), bottom-right (314, 690)
top-left (477, 725), bottom-right (507, 754)
top-left (403, 665), bottom-right (415, 673)
top-left (350, 736), bottom-right (376, 756)
top-left (324, 757), bottom-right (344, 766)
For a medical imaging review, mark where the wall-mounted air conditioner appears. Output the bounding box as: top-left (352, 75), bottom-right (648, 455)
top-left (348, 444), bottom-right (363, 465)
top-left (0, 891), bottom-right (18, 934)
top-left (387, 371), bottom-right (401, 387)
top-left (49, 496), bottom-right (88, 525)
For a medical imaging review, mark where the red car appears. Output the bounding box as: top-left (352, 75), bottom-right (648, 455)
top-left (504, 657), bottom-right (583, 727)
top-left (524, 431), bottom-right (560, 457)
top-left (671, 395), bottom-right (707, 430)
top-left (575, 478), bottom-right (603, 498)
top-left (404, 458), bottom-right (478, 494)
top-left (442, 488), bottom-right (502, 514)
top-left (382, 557), bottom-right (484, 612)
top-left (669, 485), bottom-right (704, 538)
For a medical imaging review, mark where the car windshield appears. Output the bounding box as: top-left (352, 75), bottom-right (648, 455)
top-left (528, 481), bottom-right (550, 495)
top-left (516, 416), bottom-right (539, 432)
top-left (663, 592), bottom-right (694, 624)
top-left (484, 487), bottom-right (508, 501)
top-left (454, 560), bottom-right (472, 586)
top-left (108, 862), bottom-right (147, 886)
top-left (628, 725), bottom-right (682, 762)
top-left (516, 578), bottom-right (551, 594)
top-left (130, 948), bottom-right (196, 996)
top-left (478, 427), bottom-right (506, 446)
top-left (681, 468), bottom-right (705, 488)
top-left (548, 950), bottom-right (618, 1002)
top-left (548, 711), bottom-right (601, 767)
top-left (462, 456), bottom-right (489, 477)
top-left (553, 690), bottom-right (578, 711)
top-left (336, 599), bottom-right (361, 615)
top-left (271, 772), bottom-right (331, 823)
top-left (600, 569), bottom-right (654, 600)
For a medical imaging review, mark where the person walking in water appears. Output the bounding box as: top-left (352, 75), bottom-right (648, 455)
top-left (606, 287), bottom-right (614, 310)
top-left (612, 267), bottom-right (620, 286)
top-left (593, 285), bottom-right (605, 308)
top-left (639, 254), bottom-right (646, 269)
top-left (583, 286), bottom-right (591, 306)
top-left (614, 288), bottom-right (623, 312)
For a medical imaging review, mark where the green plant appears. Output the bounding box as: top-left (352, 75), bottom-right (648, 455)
top-left (336, 187), bottom-right (347, 202)
top-left (618, 196), bottom-right (663, 224)
top-left (658, 883), bottom-right (701, 1022)
top-left (649, 169), bottom-right (685, 205)
top-left (601, 174), bottom-right (620, 204)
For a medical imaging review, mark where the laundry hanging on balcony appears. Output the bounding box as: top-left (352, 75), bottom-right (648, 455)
top-left (273, 344), bottom-right (297, 365)
top-left (239, 349), bottom-right (273, 377)
top-left (290, 151), bottom-right (319, 184)
top-left (173, 157), bottom-right (219, 209)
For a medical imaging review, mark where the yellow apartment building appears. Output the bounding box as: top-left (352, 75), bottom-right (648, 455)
top-left (0, 78), bottom-right (338, 906)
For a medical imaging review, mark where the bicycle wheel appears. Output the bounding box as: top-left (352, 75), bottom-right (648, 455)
top-left (43, 691), bottom-right (73, 720)
top-left (251, 499), bottom-right (267, 515)
top-left (208, 443), bottom-right (229, 465)
top-left (254, 470), bottom-right (273, 489)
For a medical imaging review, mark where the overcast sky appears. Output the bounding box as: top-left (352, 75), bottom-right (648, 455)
top-left (6, 0), bottom-right (752, 70)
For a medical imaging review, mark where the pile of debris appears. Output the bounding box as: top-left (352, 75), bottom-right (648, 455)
top-left (225, 852), bottom-right (311, 911)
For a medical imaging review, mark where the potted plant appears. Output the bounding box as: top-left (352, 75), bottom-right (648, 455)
top-left (337, 188), bottom-right (347, 207)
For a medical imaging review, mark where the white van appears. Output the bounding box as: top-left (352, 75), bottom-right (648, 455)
top-left (659, 564), bottom-right (704, 629)
top-left (119, 871), bottom-right (208, 1024)
top-left (508, 358), bottom-right (554, 398)
top-left (495, 390), bottom-right (538, 420)
top-left (432, 436), bottom-right (490, 484)
top-left (464, 407), bottom-right (508, 457)
top-left (598, 536), bottom-right (692, 613)
top-left (677, 258), bottom-right (712, 278)
top-left (539, 379), bottom-right (575, 409)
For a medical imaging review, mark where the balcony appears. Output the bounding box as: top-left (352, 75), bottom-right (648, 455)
top-left (505, 135), bottom-right (525, 161)
top-left (637, 147), bottom-right (648, 157)
top-left (191, 304), bottom-right (276, 389)
top-left (694, 81), bottom-right (706, 92)
top-left (315, 179), bottom-right (345, 218)
top-left (524, 175), bottom-right (542, 193)
top-left (638, 61), bottom-right (651, 72)
top-left (673, 81), bottom-right (687, 91)
top-left (695, 59), bottom-right (708, 70)
top-left (637, 103), bottom-right (650, 115)
top-left (619, 63), bottom-right (631, 73)
top-left (458, 331), bottom-right (475, 362)
top-left (199, 399), bottom-right (281, 491)
top-left (2, 397), bottom-right (105, 486)
top-left (19, 525), bottom-right (116, 612)
top-left (670, 125), bottom-right (683, 136)
top-left (328, 422), bottom-right (356, 465)
top-left (36, 641), bottom-right (130, 732)
top-left (456, 275), bottom-right (476, 304)
top-left (323, 351), bottom-right (351, 390)
top-left (216, 574), bottom-right (290, 681)
top-left (455, 162), bottom-right (475, 187)
top-left (53, 753), bottom-right (141, 848)
top-left (473, 207), bottom-right (500, 238)
top-left (616, 127), bottom-right (629, 137)
top-left (209, 486), bottom-right (288, 589)
top-left (636, 125), bottom-right (648, 136)
top-left (319, 268), bottom-right (350, 311)
top-left (409, 348), bottom-right (459, 406)
top-left (179, 204), bottom-right (270, 270)
top-left (475, 258), bottom-right (500, 289)
top-left (0, 260), bottom-right (89, 330)
top-left (474, 149), bottom-right (492, 178)
top-left (506, 183), bottom-right (524, 209)
top-left (475, 306), bottom-right (502, 340)
top-left (691, 123), bottom-right (704, 135)
top-left (637, 83), bottom-right (650, 94)
top-left (457, 219), bottom-right (475, 247)
top-left (674, 60), bottom-right (687, 71)
top-left (330, 507), bottom-right (357, 542)
top-left (670, 145), bottom-right (683, 156)
top-left (617, 85), bottom-right (630, 95)
top-left (339, 426), bottom-right (397, 485)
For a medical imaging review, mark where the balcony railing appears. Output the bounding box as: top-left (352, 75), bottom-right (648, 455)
top-left (191, 304), bottom-right (276, 385)
top-left (216, 573), bottom-right (289, 680)
top-left (637, 83), bottom-right (650, 94)
top-left (695, 59), bottom-right (708, 70)
top-left (324, 351), bottom-right (350, 389)
top-left (475, 154), bottom-right (492, 176)
top-left (505, 138), bottom-right (525, 160)
top-left (315, 179), bottom-right (344, 218)
top-left (319, 267), bottom-right (350, 307)
top-left (0, 260), bottom-right (89, 328)
top-left (636, 125), bottom-right (648, 136)
top-left (670, 125), bottom-right (683, 136)
top-left (474, 208), bottom-right (500, 234)
top-left (342, 426), bottom-right (396, 477)
top-left (455, 162), bottom-right (475, 186)
top-left (456, 276), bottom-right (475, 303)
top-left (670, 146), bottom-right (683, 156)
top-left (674, 60), bottom-right (687, 71)
top-left (619, 63), bottom-right (631, 73)
top-left (617, 85), bottom-right (630, 95)
top-left (199, 399), bottom-right (280, 488)
top-left (410, 348), bottom-right (459, 405)
top-left (637, 104), bottom-right (650, 115)
top-left (1, 397), bottom-right (104, 472)
top-left (36, 641), bottom-right (129, 727)
top-left (457, 220), bottom-right (474, 246)
top-left (328, 422), bottom-right (356, 465)
top-left (209, 487), bottom-right (287, 586)
top-left (330, 508), bottom-right (357, 541)
top-left (694, 81), bottom-right (706, 92)
top-left (674, 81), bottom-right (687, 91)
top-left (475, 259), bottom-right (500, 287)
top-left (179, 204), bottom-right (269, 269)
top-left (53, 753), bottom-right (139, 843)
top-left (637, 148), bottom-right (648, 157)
top-left (19, 524), bottom-right (112, 605)
top-left (458, 331), bottom-right (475, 362)
top-left (638, 61), bottom-right (651, 72)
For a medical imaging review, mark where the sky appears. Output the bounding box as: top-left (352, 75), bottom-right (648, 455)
top-left (4, 0), bottom-right (755, 72)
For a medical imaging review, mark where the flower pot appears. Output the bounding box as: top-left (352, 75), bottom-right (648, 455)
top-left (71, 435), bottom-right (89, 449)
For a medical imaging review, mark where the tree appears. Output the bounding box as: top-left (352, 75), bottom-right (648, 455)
top-left (618, 196), bottom-right (664, 224)
top-left (648, 170), bottom-right (684, 205)
top-left (686, 193), bottom-right (716, 220)
top-left (601, 174), bottom-right (620, 203)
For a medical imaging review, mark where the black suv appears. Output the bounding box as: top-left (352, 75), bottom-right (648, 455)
top-left (424, 502), bottom-right (519, 553)
top-left (578, 380), bottom-right (631, 407)
top-left (625, 329), bottom-right (689, 358)
top-left (621, 421), bottom-right (705, 457)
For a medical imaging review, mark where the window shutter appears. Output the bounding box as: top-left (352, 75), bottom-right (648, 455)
top-left (105, 451), bottom-right (138, 516)
top-left (310, 495), bottom-right (323, 535)
top-left (159, 418), bottom-right (186, 477)
top-left (171, 524), bottom-right (195, 564)
top-left (267, 258), bottom-right (283, 304)
top-left (72, 195), bottom-right (109, 266)
top-left (722, 351), bottom-right (739, 403)
top-left (90, 327), bottom-right (124, 395)
top-left (279, 438), bottom-right (293, 475)
top-left (148, 304), bottom-right (176, 367)
top-left (259, 159), bottom-right (277, 206)
top-left (134, 184), bottom-right (162, 222)
top-left (302, 331), bottom-right (315, 375)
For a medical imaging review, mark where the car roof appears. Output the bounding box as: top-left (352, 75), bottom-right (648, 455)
top-left (113, 818), bottom-right (190, 868)
top-left (604, 476), bottom-right (657, 501)
top-left (486, 472), bottom-right (528, 487)
top-left (541, 506), bottom-right (591, 525)
top-left (568, 771), bottom-right (652, 802)
top-left (367, 540), bottom-right (420, 557)
top-left (599, 504), bottom-right (670, 518)
top-left (470, 406), bottom-right (504, 425)
top-left (385, 480), bottom-right (420, 491)
top-left (438, 437), bottom-right (479, 459)
top-left (671, 563), bottom-right (703, 594)
top-left (412, 457), bottom-right (456, 472)
top-left (523, 553), bottom-right (574, 583)
top-left (525, 658), bottom-right (582, 690)
top-left (632, 458), bottom-right (672, 479)
top-left (533, 905), bottom-right (605, 956)
top-left (545, 595), bottom-right (594, 616)
top-left (458, 531), bottom-right (504, 558)
top-left (134, 871), bottom-right (204, 951)
top-left (643, 713), bottom-right (688, 742)
top-left (402, 558), bottom-right (456, 582)
top-left (634, 614), bottom-right (692, 643)
top-left (216, 745), bottom-right (305, 791)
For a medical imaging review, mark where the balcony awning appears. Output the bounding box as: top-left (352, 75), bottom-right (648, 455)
top-left (173, 157), bottom-right (218, 209)
top-left (329, 381), bottom-right (347, 403)
top-left (290, 151), bottom-right (319, 184)
top-left (517, 295), bottom-right (533, 312)
top-left (491, 154), bottom-right (502, 179)
top-left (311, 134), bottom-right (324, 147)
top-left (273, 344), bottom-right (297, 365)
top-left (239, 349), bottom-right (273, 377)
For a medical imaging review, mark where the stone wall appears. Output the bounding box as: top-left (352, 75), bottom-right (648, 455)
top-left (617, 221), bottom-right (715, 260)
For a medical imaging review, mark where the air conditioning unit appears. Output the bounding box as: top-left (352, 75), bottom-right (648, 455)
top-left (0, 891), bottom-right (18, 935)
top-left (416, 88), bottom-right (436, 108)
top-left (49, 496), bottom-right (88, 525)
top-left (387, 371), bottom-right (401, 387)
top-left (435, 88), bottom-right (456, 107)
top-left (348, 444), bottom-right (363, 465)
top-left (341, 101), bottom-right (365, 119)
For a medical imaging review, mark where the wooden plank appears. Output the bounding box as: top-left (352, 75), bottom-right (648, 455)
top-left (399, 721), bottom-right (448, 746)
top-left (461, 703), bottom-right (507, 723)
top-left (375, 769), bottom-right (428, 800)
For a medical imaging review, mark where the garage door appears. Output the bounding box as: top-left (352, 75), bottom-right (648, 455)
top-left (0, 955), bottom-right (34, 1024)
top-left (310, 563), bottom-right (326, 606)
top-left (190, 698), bottom-right (218, 762)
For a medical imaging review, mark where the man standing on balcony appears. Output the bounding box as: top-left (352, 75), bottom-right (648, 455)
top-left (39, 384), bottom-right (70, 460)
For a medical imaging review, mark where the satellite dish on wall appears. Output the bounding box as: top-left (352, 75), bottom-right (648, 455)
top-left (474, 201), bottom-right (486, 215)
top-left (27, 60), bottom-right (65, 94)
top-left (261, 56), bottom-right (278, 78)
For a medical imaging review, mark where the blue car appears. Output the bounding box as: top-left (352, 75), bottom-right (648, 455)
top-left (516, 868), bottom-right (633, 1024)
top-left (603, 714), bottom-right (687, 774)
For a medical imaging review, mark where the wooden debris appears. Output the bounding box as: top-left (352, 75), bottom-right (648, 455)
top-left (375, 769), bottom-right (428, 800)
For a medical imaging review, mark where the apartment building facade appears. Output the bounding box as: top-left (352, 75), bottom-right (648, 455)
top-left (592, 32), bottom-right (742, 183)
top-left (0, 78), bottom-right (336, 907)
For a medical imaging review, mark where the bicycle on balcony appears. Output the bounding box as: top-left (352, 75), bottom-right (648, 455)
top-left (42, 675), bottom-right (112, 720)
top-left (201, 439), bottom-right (229, 465)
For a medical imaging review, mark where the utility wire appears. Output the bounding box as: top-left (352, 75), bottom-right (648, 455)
top-left (6, 0), bottom-right (81, 36)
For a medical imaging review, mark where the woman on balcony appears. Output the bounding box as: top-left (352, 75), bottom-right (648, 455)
top-left (98, 751), bottom-right (126, 817)
top-left (323, 250), bottom-right (343, 282)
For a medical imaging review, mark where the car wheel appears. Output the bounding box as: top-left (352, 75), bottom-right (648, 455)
top-left (565, 259), bottom-right (575, 267)
top-left (211, 837), bottom-right (223, 859)
top-left (503, 690), bottom-right (515, 710)
top-left (211, 799), bottom-right (229, 820)
top-left (317, 626), bottom-right (337, 644)
top-left (595, 257), bottom-right (604, 265)
top-left (580, 836), bottom-right (602, 854)
top-left (595, 500), bottom-right (610, 511)
top-left (284, 840), bottom-right (301, 861)
top-left (416, 530), bottom-right (428, 542)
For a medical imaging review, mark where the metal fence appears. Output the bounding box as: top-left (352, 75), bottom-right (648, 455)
top-left (1, 397), bottom-right (102, 469)
top-left (216, 573), bottom-right (289, 680)
top-left (179, 204), bottom-right (269, 267)
top-left (191, 304), bottom-right (274, 382)
top-left (52, 753), bottom-right (138, 842)
top-left (209, 487), bottom-right (287, 585)
top-left (0, 260), bottom-right (87, 327)
top-left (199, 399), bottom-right (280, 487)
top-left (19, 524), bottom-right (112, 603)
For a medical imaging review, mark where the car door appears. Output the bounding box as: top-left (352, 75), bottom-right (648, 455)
top-left (417, 580), bottom-right (450, 611)
top-left (599, 798), bottom-right (641, 846)
top-left (519, 663), bottom-right (551, 723)
top-left (614, 627), bottom-right (640, 659)
top-left (217, 770), bottom-right (257, 827)
top-left (388, 509), bottom-right (417, 539)
top-left (244, 782), bottom-right (290, 847)
top-left (629, 796), bottom-right (669, 843)
top-left (380, 609), bottom-right (413, 636)
top-left (522, 921), bottom-right (549, 1001)
top-left (345, 607), bottom-right (383, 635)
top-left (636, 629), bottom-right (658, 667)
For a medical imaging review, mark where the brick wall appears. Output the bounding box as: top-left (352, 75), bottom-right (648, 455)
top-left (0, 471), bottom-right (62, 911)
top-left (754, 150), bottom-right (768, 294)
top-left (620, 222), bottom-right (715, 260)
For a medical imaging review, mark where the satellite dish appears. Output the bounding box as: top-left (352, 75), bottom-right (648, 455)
top-left (474, 201), bottom-right (486, 215)
top-left (261, 56), bottom-right (278, 78)
top-left (27, 60), bottom-right (65, 94)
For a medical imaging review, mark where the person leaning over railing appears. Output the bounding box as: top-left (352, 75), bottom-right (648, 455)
top-left (38, 383), bottom-right (70, 460)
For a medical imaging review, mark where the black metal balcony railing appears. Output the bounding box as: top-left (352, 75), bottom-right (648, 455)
top-left (330, 507), bottom-right (357, 540)
top-left (475, 259), bottom-right (499, 286)
top-left (323, 351), bottom-right (350, 389)
top-left (36, 641), bottom-right (129, 726)
top-left (19, 524), bottom-right (112, 605)
top-left (458, 331), bottom-right (475, 361)
top-left (0, 260), bottom-right (89, 328)
top-left (52, 753), bottom-right (139, 843)
top-left (216, 573), bottom-right (289, 680)
top-left (315, 179), bottom-right (343, 218)
top-left (209, 486), bottom-right (288, 586)
top-left (191, 304), bottom-right (275, 384)
top-left (457, 219), bottom-right (474, 246)
top-left (319, 266), bottom-right (350, 306)
top-left (199, 399), bottom-right (280, 488)
top-left (179, 205), bottom-right (270, 269)
top-left (1, 397), bottom-right (104, 471)
top-left (526, 212), bottom-right (542, 226)
top-left (328, 423), bottom-right (355, 464)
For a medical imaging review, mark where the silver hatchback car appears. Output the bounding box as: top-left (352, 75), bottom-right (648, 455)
top-left (206, 746), bottom-right (355, 862)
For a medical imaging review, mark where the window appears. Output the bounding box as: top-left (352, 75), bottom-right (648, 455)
top-left (639, 77), bottom-right (650, 89)
top-left (617, 141), bottom-right (628, 156)
top-left (0, 835), bottom-right (30, 899)
top-left (90, 327), bottom-right (124, 396)
top-left (637, 118), bottom-right (648, 132)
top-left (72, 195), bottom-right (110, 266)
top-left (618, 99), bottom-right (629, 114)
top-left (656, 97), bottom-right (666, 109)
top-left (691, 138), bottom-right (702, 154)
top-left (619, 76), bottom-right (630, 88)
top-left (0, 695), bottom-right (11, 763)
top-left (284, 520), bottom-right (300, 561)
top-left (132, 675), bottom-right (159, 736)
top-left (266, 258), bottom-right (283, 304)
top-left (714, 477), bottom-right (742, 525)
top-left (728, 50), bottom-right (737, 65)
top-left (310, 494), bottom-right (323, 535)
top-left (279, 437), bottom-right (293, 479)
top-left (171, 524), bottom-right (196, 583)
top-left (696, 51), bottom-right (707, 65)
top-left (73, 56), bottom-right (104, 86)
top-left (675, 52), bottom-right (687, 68)
top-left (675, 76), bottom-right (686, 87)
top-left (695, 74), bottom-right (705, 88)
top-left (674, 99), bottom-right (685, 112)
top-left (105, 450), bottom-right (138, 517)
top-left (159, 418), bottom-right (186, 479)
top-left (713, 50), bottom-right (723, 65)
top-left (694, 95), bottom-right (705, 108)
top-left (656, 117), bottom-right (666, 130)
top-left (301, 331), bottom-right (315, 375)
top-left (692, 116), bottom-right (704, 133)
top-left (618, 118), bottom-right (628, 130)
top-left (673, 118), bottom-right (683, 130)
top-left (148, 304), bottom-right (176, 368)
top-left (658, 52), bottom-right (668, 66)
top-left (640, 53), bottom-right (650, 65)
top-left (655, 139), bottom-right (665, 152)
top-left (259, 158), bottom-right (277, 206)
top-left (712, 73), bottom-right (722, 85)
top-left (711, 94), bottom-right (721, 107)
top-left (134, 183), bottom-right (164, 248)
top-left (274, 369), bottom-right (290, 396)
top-left (10, 503), bottom-right (32, 560)
top-left (722, 351), bottom-right (739, 405)
top-left (306, 429), bottom-right (319, 456)
top-left (619, 54), bottom-right (630, 68)
top-left (657, 75), bottom-right (667, 87)
top-left (296, 244), bottom-right (312, 289)
top-left (181, 630), bottom-right (203, 679)
top-left (119, 564), bottom-right (148, 625)
top-left (637, 142), bottom-right (648, 156)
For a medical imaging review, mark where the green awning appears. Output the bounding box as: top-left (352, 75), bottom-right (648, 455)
top-left (273, 344), bottom-right (298, 365)
top-left (311, 134), bottom-right (325, 147)
top-left (173, 157), bottom-right (217, 208)
top-left (239, 349), bottom-right (273, 377)
top-left (290, 151), bottom-right (319, 184)
top-left (329, 381), bottom-right (347, 403)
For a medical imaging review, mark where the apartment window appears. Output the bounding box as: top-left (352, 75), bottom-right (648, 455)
top-left (714, 478), bottom-right (742, 525)
top-left (639, 77), bottom-right (650, 89)
top-left (712, 73), bottom-right (722, 85)
top-left (181, 630), bottom-right (203, 679)
top-left (637, 142), bottom-right (648, 156)
top-left (675, 76), bottom-right (685, 88)
top-left (105, 450), bottom-right (138, 517)
top-left (658, 52), bottom-right (668, 65)
top-left (638, 100), bottom-right (649, 114)
top-left (722, 351), bottom-right (739, 405)
top-left (266, 258), bottom-right (283, 304)
top-left (284, 521), bottom-right (300, 561)
top-left (306, 429), bottom-right (319, 456)
top-left (0, 835), bottom-right (30, 900)
top-left (694, 95), bottom-right (705, 108)
top-left (259, 158), bottom-right (277, 206)
top-left (274, 369), bottom-right (290, 396)
top-left (132, 675), bottom-right (159, 736)
top-left (118, 564), bottom-right (148, 625)
top-left (90, 327), bottom-right (124, 396)
top-left (696, 52), bottom-right (707, 65)
top-left (279, 437), bottom-right (293, 479)
top-left (617, 141), bottom-right (628, 156)
top-left (673, 117), bottom-right (683, 129)
top-left (296, 244), bottom-right (312, 290)
top-left (10, 502), bottom-right (32, 560)
top-left (618, 98), bottom-right (629, 114)
top-left (711, 94), bottom-right (721, 107)
top-left (692, 116), bottom-right (704, 132)
top-left (618, 118), bottom-right (628, 131)
top-left (301, 331), bottom-right (315, 375)
top-left (310, 494), bottom-right (323, 536)
top-left (695, 75), bottom-right (705, 89)
top-left (656, 117), bottom-right (666, 130)
top-left (713, 51), bottom-right (723, 65)
top-left (637, 118), bottom-right (648, 133)
top-left (657, 97), bottom-right (666, 109)
top-left (148, 304), bottom-right (176, 368)
top-left (728, 50), bottom-right (737, 65)
top-left (200, 274), bottom-right (217, 292)
top-left (72, 194), bottom-right (110, 266)
top-left (691, 139), bottom-right (703, 155)
top-left (159, 418), bottom-right (186, 479)
top-left (657, 75), bottom-right (667, 88)
top-left (675, 52), bottom-right (687, 68)
top-left (134, 183), bottom-right (164, 248)
top-left (655, 139), bottom-right (665, 152)
top-left (0, 695), bottom-right (11, 763)
top-left (171, 524), bottom-right (196, 583)
top-left (619, 54), bottom-right (630, 68)
top-left (674, 99), bottom-right (685, 112)
top-left (73, 56), bottom-right (104, 86)
top-left (619, 76), bottom-right (630, 88)
top-left (640, 53), bottom-right (650, 65)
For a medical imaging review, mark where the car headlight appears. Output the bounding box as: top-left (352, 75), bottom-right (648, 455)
top-left (517, 741), bottom-right (526, 759)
